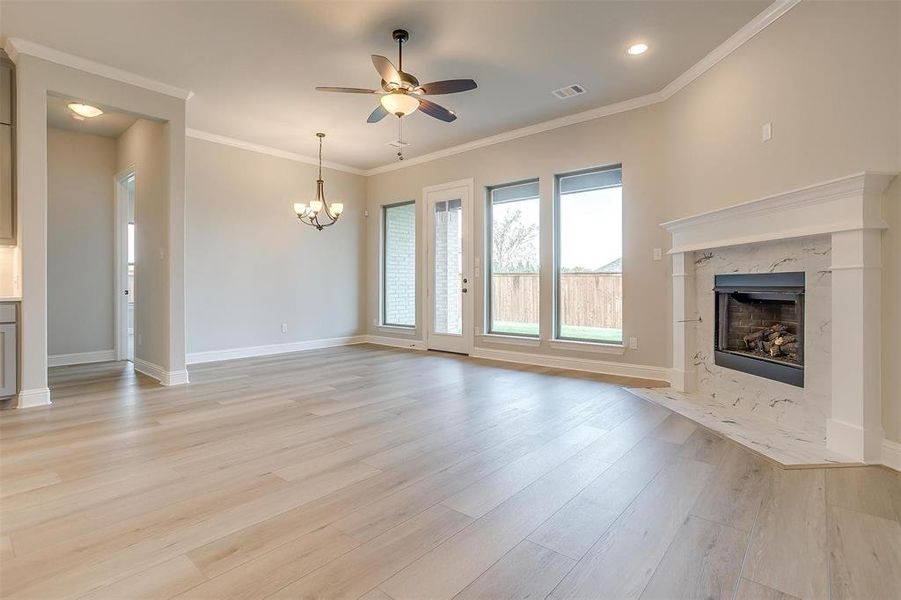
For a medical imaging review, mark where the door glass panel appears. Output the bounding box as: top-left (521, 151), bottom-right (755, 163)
top-left (433, 198), bottom-right (463, 335)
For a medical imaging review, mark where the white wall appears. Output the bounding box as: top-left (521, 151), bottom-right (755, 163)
top-left (47, 127), bottom-right (116, 357)
top-left (185, 138), bottom-right (366, 359)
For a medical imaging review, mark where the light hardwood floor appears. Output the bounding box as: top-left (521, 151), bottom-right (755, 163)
top-left (0, 344), bottom-right (898, 599)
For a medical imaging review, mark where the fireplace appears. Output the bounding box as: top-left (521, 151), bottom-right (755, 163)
top-left (714, 272), bottom-right (804, 387)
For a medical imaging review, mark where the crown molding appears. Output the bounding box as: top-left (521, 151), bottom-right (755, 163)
top-left (186, 129), bottom-right (366, 176)
top-left (658, 0), bottom-right (800, 101)
top-left (363, 91), bottom-right (663, 176)
top-left (3, 37), bottom-right (194, 101)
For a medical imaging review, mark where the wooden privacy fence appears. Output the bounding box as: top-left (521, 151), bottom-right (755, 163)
top-left (491, 272), bottom-right (622, 328)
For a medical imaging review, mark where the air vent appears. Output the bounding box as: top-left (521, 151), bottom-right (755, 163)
top-left (552, 84), bottom-right (586, 99)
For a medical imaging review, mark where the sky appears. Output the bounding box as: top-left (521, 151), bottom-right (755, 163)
top-left (560, 186), bottom-right (622, 270)
top-left (492, 186), bottom-right (622, 271)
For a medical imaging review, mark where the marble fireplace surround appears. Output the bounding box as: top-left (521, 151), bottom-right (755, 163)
top-left (650, 172), bottom-right (896, 467)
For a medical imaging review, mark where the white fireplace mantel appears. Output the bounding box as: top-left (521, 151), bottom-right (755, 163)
top-left (663, 172), bottom-right (897, 465)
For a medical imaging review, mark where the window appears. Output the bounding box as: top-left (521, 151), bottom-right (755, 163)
top-left (487, 180), bottom-right (540, 336)
top-left (555, 166), bottom-right (623, 344)
top-left (382, 201), bottom-right (416, 327)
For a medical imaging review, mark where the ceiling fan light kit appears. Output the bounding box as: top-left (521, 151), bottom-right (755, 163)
top-left (316, 29), bottom-right (477, 125)
top-left (303, 29), bottom-right (478, 228)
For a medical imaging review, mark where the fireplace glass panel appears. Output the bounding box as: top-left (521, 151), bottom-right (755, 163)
top-left (722, 295), bottom-right (801, 366)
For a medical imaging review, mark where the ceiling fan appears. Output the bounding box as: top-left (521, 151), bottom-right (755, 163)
top-left (316, 29), bottom-right (477, 124)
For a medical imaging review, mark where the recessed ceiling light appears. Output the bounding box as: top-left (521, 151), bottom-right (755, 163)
top-left (627, 43), bottom-right (649, 56)
top-left (67, 102), bottom-right (104, 118)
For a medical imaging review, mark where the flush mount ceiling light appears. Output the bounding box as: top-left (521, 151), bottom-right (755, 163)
top-left (316, 29), bottom-right (476, 124)
top-left (67, 102), bottom-right (104, 118)
top-left (627, 43), bottom-right (649, 56)
top-left (292, 133), bottom-right (344, 231)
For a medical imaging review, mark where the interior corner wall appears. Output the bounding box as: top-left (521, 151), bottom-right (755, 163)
top-left (662, 0), bottom-right (900, 218)
top-left (14, 52), bottom-right (186, 400)
top-left (47, 127), bottom-right (116, 357)
top-left (117, 118), bottom-right (169, 369)
top-left (184, 138), bottom-right (367, 358)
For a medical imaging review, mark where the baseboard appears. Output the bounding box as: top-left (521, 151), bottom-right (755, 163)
top-left (186, 335), bottom-right (368, 365)
top-left (133, 358), bottom-right (190, 386)
top-left (16, 387), bottom-right (52, 408)
top-left (470, 346), bottom-right (670, 382)
top-left (882, 439), bottom-right (901, 472)
top-left (48, 349), bottom-right (117, 367)
top-left (365, 335), bottom-right (427, 351)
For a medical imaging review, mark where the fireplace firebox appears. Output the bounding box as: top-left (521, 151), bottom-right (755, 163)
top-left (713, 272), bottom-right (804, 387)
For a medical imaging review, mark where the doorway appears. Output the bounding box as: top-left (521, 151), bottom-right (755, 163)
top-left (115, 168), bottom-right (135, 362)
top-left (424, 179), bottom-right (473, 354)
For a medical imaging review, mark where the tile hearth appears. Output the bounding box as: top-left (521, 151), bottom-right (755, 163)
top-left (627, 387), bottom-right (859, 467)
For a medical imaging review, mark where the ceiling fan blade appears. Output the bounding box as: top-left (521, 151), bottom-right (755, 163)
top-left (418, 98), bottom-right (457, 123)
top-left (315, 87), bottom-right (379, 94)
top-left (418, 79), bottom-right (478, 95)
top-left (367, 104), bottom-right (389, 123)
top-left (371, 55), bottom-right (401, 86)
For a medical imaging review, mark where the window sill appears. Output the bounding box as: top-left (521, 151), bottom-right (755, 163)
top-left (548, 339), bottom-right (625, 355)
top-left (478, 333), bottom-right (542, 347)
top-left (376, 325), bottom-right (417, 335)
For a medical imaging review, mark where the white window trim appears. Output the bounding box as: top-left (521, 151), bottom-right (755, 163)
top-left (376, 324), bottom-right (417, 334)
top-left (548, 338), bottom-right (625, 355)
top-left (477, 333), bottom-right (542, 347)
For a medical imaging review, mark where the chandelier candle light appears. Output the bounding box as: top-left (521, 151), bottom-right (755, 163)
top-left (293, 133), bottom-right (344, 230)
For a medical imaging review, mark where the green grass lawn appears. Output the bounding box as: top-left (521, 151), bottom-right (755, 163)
top-left (491, 321), bottom-right (623, 344)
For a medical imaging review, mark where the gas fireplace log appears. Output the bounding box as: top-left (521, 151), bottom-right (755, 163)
top-left (780, 342), bottom-right (799, 354)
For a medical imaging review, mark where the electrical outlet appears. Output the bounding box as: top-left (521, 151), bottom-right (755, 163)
top-left (629, 337), bottom-right (638, 350)
top-left (761, 122), bottom-right (772, 142)
top-left (281, 323), bottom-right (288, 334)
top-left (158, 248), bottom-right (165, 260)
top-left (653, 248), bottom-right (663, 261)
top-left (474, 326), bottom-right (482, 335)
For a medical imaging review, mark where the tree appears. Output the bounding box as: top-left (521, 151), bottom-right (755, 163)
top-left (492, 209), bottom-right (538, 272)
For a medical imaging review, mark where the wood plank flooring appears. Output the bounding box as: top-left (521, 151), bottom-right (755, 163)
top-left (0, 344), bottom-right (898, 599)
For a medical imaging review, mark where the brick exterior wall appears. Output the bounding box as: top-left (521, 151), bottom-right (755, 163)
top-left (433, 200), bottom-right (462, 334)
top-left (384, 203), bottom-right (416, 326)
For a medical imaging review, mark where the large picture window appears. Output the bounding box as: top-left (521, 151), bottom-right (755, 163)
top-left (382, 201), bottom-right (416, 327)
top-left (487, 180), bottom-right (540, 336)
top-left (555, 166), bottom-right (623, 344)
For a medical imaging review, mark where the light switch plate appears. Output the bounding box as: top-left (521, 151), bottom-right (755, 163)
top-left (653, 248), bottom-right (663, 261)
top-left (629, 337), bottom-right (638, 349)
top-left (762, 122), bottom-right (772, 142)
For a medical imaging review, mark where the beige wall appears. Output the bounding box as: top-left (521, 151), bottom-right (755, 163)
top-left (47, 127), bottom-right (116, 356)
top-left (117, 118), bottom-right (169, 369)
top-left (185, 138), bottom-right (367, 356)
top-left (663, 1), bottom-right (899, 218)
top-left (366, 103), bottom-right (671, 370)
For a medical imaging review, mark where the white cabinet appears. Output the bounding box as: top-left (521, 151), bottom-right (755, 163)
top-left (0, 304), bottom-right (16, 398)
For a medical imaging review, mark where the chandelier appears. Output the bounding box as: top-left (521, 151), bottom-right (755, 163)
top-left (293, 133), bottom-right (344, 230)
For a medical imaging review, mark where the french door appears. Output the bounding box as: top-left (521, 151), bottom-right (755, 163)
top-left (424, 180), bottom-right (472, 354)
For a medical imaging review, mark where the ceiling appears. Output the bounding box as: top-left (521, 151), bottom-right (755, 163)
top-left (46, 95), bottom-right (138, 138)
top-left (2, 1), bottom-right (771, 170)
